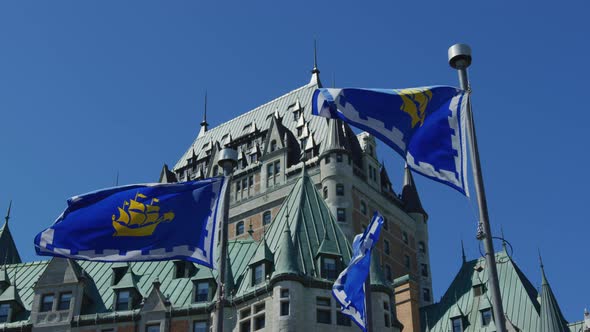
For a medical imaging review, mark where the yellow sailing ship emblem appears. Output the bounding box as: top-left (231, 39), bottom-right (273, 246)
top-left (396, 88), bottom-right (433, 128)
top-left (112, 192), bottom-right (175, 237)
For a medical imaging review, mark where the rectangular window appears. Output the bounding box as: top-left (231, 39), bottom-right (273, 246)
top-left (402, 231), bottom-right (408, 244)
top-left (337, 208), bottom-right (346, 222)
top-left (452, 317), bottom-right (463, 332)
top-left (383, 216), bottom-right (389, 230)
top-left (321, 257), bottom-right (338, 280)
top-left (193, 321), bottom-right (208, 332)
top-left (236, 181), bottom-right (241, 192)
top-left (250, 154), bottom-right (257, 163)
top-left (0, 304), bottom-right (10, 323)
top-left (253, 264), bottom-right (265, 285)
top-left (196, 282), bottom-right (209, 302)
top-left (336, 184), bottom-right (344, 196)
top-left (280, 289), bottom-right (289, 298)
top-left (481, 308), bottom-right (493, 326)
top-left (116, 290), bottom-right (130, 311)
top-left (267, 164), bottom-right (274, 177)
top-left (249, 175), bottom-right (254, 187)
top-left (242, 178), bottom-right (248, 191)
top-left (280, 301), bottom-right (289, 316)
top-left (384, 240), bottom-right (390, 255)
top-left (325, 155), bottom-right (331, 164)
top-left (473, 284), bottom-right (485, 296)
top-left (240, 320), bottom-right (251, 332)
top-left (404, 255), bottom-right (411, 269)
top-left (41, 294), bottom-right (54, 312)
top-left (58, 292), bottom-right (72, 310)
top-left (316, 309), bottom-right (331, 324)
top-left (146, 324), bottom-right (160, 332)
top-left (385, 265), bottom-right (392, 282)
top-left (423, 288), bottom-right (431, 302)
top-left (240, 307), bottom-right (251, 319)
top-left (336, 311), bottom-right (351, 326)
top-left (274, 161), bottom-right (280, 174)
top-left (336, 153), bottom-right (343, 162)
top-left (384, 313), bottom-right (391, 327)
top-left (254, 315), bottom-right (265, 330)
top-left (316, 297), bottom-right (331, 307)
top-left (419, 241), bottom-right (426, 253)
top-left (254, 303), bottom-right (265, 313)
top-left (421, 263), bottom-right (429, 277)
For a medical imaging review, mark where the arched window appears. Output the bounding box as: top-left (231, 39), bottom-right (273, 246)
top-left (323, 186), bottom-right (328, 199)
top-left (236, 221), bottom-right (244, 236)
top-left (270, 140), bottom-right (277, 152)
top-left (263, 211), bottom-right (272, 225)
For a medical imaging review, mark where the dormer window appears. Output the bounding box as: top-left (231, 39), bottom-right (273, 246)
top-left (195, 282), bottom-right (210, 302)
top-left (481, 308), bottom-right (493, 326)
top-left (174, 261), bottom-right (196, 279)
top-left (270, 140), bottom-right (277, 152)
top-left (451, 317), bottom-right (463, 332)
top-left (57, 292), bottom-right (72, 310)
top-left (112, 266), bottom-right (127, 285)
top-left (115, 290), bottom-right (131, 311)
top-left (321, 257), bottom-right (338, 280)
top-left (253, 263), bottom-right (265, 286)
top-left (0, 303), bottom-right (10, 323)
top-left (40, 294), bottom-right (54, 312)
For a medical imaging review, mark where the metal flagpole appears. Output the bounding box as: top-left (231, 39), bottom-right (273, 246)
top-left (215, 148), bottom-right (237, 332)
top-left (448, 43), bottom-right (507, 332)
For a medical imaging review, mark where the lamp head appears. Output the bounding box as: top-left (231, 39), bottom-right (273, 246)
top-left (448, 43), bottom-right (472, 70)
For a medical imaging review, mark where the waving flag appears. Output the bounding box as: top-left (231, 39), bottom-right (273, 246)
top-left (34, 177), bottom-right (227, 268)
top-left (332, 212), bottom-right (384, 332)
top-left (313, 86), bottom-right (469, 195)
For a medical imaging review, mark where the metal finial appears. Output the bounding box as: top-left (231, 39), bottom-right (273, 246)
top-left (4, 200), bottom-right (12, 226)
top-left (332, 72), bottom-right (335, 88)
top-left (201, 91), bottom-right (209, 128)
top-left (461, 239), bottom-right (466, 263)
top-left (538, 249), bottom-right (544, 269)
top-left (313, 40), bottom-right (319, 72)
top-left (501, 226), bottom-right (507, 252)
top-left (115, 171), bottom-right (119, 187)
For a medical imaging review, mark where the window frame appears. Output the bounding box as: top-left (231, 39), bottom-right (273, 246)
top-left (236, 221), bottom-right (245, 236)
top-left (115, 290), bottom-right (131, 311)
top-left (336, 184), bottom-right (344, 196)
top-left (195, 282), bottom-right (210, 303)
top-left (40, 294), bottom-right (54, 312)
top-left (0, 303), bottom-right (10, 323)
top-left (337, 208), bottom-right (346, 222)
top-left (321, 257), bottom-right (338, 280)
top-left (262, 211), bottom-right (272, 225)
top-left (57, 292), bottom-right (72, 311)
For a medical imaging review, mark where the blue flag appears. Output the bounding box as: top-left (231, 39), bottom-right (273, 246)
top-left (332, 212), bottom-right (384, 332)
top-left (34, 177), bottom-right (227, 268)
top-left (313, 86), bottom-right (470, 195)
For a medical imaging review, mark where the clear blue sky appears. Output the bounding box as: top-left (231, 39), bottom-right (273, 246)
top-left (1, 0), bottom-right (588, 322)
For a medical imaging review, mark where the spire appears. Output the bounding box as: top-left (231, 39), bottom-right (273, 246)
top-left (321, 118), bottom-right (348, 156)
top-left (461, 239), bottom-right (467, 264)
top-left (197, 91), bottom-right (209, 138)
top-left (309, 40), bottom-right (322, 87)
top-left (0, 201), bottom-right (21, 265)
top-left (273, 212), bottom-right (301, 277)
top-left (538, 252), bottom-right (569, 332)
top-left (401, 165), bottom-right (427, 218)
top-left (4, 200), bottom-right (11, 226)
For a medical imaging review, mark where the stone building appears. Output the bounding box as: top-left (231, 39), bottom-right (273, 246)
top-left (0, 61), bottom-right (432, 331)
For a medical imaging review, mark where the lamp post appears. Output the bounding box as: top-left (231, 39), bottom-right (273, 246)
top-left (215, 148), bottom-right (237, 332)
top-left (448, 43), bottom-right (507, 332)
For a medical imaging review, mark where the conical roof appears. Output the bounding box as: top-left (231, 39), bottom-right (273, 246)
top-left (321, 118), bottom-right (348, 155)
top-left (249, 238), bottom-right (273, 266)
top-left (0, 220), bottom-right (21, 265)
top-left (273, 221), bottom-right (301, 277)
top-left (401, 165), bottom-right (427, 218)
top-left (158, 164), bottom-right (177, 183)
top-left (539, 260), bottom-right (569, 332)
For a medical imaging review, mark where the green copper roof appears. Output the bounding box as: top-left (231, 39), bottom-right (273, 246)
top-left (0, 222), bottom-right (21, 265)
top-left (249, 238), bottom-right (273, 266)
top-left (273, 223), bottom-right (300, 277)
top-left (316, 232), bottom-right (341, 258)
top-left (539, 262), bottom-right (569, 332)
top-left (421, 251), bottom-right (543, 332)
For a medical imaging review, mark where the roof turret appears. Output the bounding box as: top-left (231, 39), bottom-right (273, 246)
top-left (401, 165), bottom-right (427, 218)
top-left (0, 202), bottom-right (21, 265)
top-left (273, 214), bottom-right (301, 277)
top-left (539, 254), bottom-right (569, 332)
